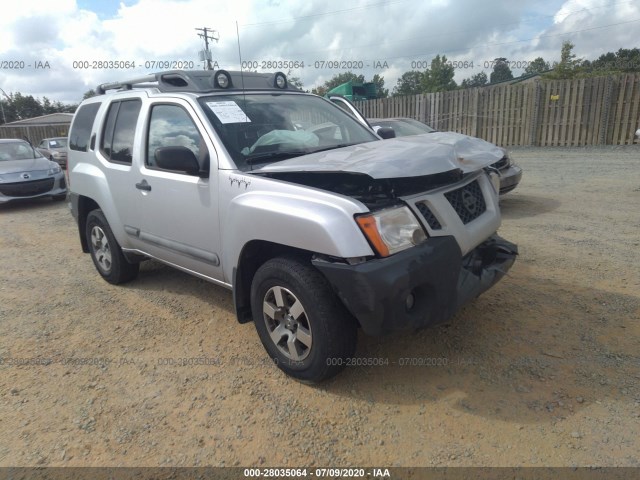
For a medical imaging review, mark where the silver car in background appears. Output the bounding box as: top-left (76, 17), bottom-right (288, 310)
top-left (37, 137), bottom-right (68, 167)
top-left (369, 117), bottom-right (523, 194)
top-left (0, 139), bottom-right (67, 204)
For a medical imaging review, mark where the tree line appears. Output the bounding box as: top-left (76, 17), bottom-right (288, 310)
top-left (0, 92), bottom-right (78, 125)
top-left (310, 42), bottom-right (640, 98)
top-left (0, 89), bottom-right (100, 125)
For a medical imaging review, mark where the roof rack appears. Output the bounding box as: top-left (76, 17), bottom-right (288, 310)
top-left (95, 70), bottom-right (300, 95)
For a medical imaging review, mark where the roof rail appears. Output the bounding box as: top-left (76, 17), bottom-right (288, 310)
top-left (95, 70), bottom-right (300, 95)
top-left (96, 74), bottom-right (157, 94)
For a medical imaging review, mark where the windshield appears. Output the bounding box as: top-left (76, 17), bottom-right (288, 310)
top-left (402, 118), bottom-right (436, 133)
top-left (372, 119), bottom-right (435, 137)
top-left (49, 138), bottom-right (68, 148)
top-left (198, 93), bottom-right (379, 170)
top-left (0, 141), bottom-right (40, 161)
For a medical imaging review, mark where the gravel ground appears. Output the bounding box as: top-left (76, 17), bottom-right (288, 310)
top-left (0, 146), bottom-right (639, 468)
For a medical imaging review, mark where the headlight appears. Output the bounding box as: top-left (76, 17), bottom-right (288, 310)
top-left (48, 164), bottom-right (61, 175)
top-left (53, 151), bottom-right (61, 158)
top-left (356, 206), bottom-right (426, 257)
top-left (498, 147), bottom-right (511, 164)
top-left (487, 169), bottom-right (501, 194)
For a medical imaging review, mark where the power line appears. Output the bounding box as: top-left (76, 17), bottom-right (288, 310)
top-left (240, 0), bottom-right (633, 30)
top-left (239, 0), bottom-right (407, 27)
top-left (283, 0), bottom-right (637, 57)
top-left (373, 17), bottom-right (640, 64)
top-left (273, 17), bottom-right (640, 67)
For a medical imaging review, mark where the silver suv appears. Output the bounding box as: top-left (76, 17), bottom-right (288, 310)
top-left (68, 70), bottom-right (517, 383)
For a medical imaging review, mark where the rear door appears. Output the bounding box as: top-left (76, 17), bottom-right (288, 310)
top-left (97, 97), bottom-right (148, 251)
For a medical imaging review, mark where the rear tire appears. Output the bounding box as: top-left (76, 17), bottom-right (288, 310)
top-left (250, 255), bottom-right (357, 383)
top-left (86, 209), bottom-right (139, 284)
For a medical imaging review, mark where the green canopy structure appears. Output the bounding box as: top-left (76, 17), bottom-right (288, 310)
top-left (327, 81), bottom-right (378, 101)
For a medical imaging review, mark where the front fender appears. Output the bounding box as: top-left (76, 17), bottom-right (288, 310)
top-left (222, 190), bottom-right (374, 283)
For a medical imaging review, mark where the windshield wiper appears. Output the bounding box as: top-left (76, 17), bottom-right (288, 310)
top-left (22, 136), bottom-right (38, 158)
top-left (307, 143), bottom-right (357, 153)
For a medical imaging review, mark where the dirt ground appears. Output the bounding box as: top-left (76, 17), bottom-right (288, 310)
top-left (0, 146), bottom-right (639, 468)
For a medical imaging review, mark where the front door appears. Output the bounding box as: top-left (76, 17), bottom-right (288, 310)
top-left (129, 100), bottom-right (223, 282)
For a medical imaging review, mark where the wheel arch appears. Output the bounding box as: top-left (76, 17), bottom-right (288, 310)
top-left (77, 195), bottom-right (102, 253)
top-left (233, 240), bottom-right (314, 324)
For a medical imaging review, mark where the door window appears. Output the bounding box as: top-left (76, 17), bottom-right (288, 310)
top-left (146, 104), bottom-right (208, 173)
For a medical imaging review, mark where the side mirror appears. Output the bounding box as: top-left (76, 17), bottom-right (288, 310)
top-left (376, 127), bottom-right (396, 139)
top-left (155, 146), bottom-right (207, 177)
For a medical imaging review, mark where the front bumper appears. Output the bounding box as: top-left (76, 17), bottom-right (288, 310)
top-left (499, 164), bottom-right (523, 194)
top-left (0, 173), bottom-right (67, 204)
top-left (312, 234), bottom-right (517, 335)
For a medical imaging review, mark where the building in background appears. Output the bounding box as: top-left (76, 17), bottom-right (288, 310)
top-left (0, 113), bottom-right (73, 143)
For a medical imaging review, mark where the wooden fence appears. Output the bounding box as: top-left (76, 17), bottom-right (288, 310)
top-left (354, 74), bottom-right (640, 146)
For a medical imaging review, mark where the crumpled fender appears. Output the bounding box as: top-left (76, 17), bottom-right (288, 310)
top-left (220, 179), bottom-right (374, 283)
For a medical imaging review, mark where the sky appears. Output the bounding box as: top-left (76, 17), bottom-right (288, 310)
top-left (0, 0), bottom-right (638, 103)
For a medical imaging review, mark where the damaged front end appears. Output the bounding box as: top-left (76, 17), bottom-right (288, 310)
top-left (456, 235), bottom-right (518, 308)
top-left (312, 234), bottom-right (517, 335)
top-left (252, 134), bottom-right (517, 334)
top-left (254, 169), bottom-right (464, 209)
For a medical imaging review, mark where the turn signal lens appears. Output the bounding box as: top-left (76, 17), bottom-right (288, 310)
top-left (356, 206), bottom-right (426, 257)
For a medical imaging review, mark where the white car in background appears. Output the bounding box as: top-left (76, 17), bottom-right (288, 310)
top-left (37, 137), bottom-right (68, 167)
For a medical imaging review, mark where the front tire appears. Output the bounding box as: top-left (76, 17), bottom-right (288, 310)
top-left (250, 255), bottom-right (357, 383)
top-left (86, 209), bottom-right (139, 284)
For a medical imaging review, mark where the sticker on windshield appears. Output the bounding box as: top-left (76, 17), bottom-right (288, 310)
top-left (205, 101), bottom-right (251, 124)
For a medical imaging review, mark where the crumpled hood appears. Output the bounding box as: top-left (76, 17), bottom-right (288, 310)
top-left (254, 132), bottom-right (504, 179)
top-left (0, 157), bottom-right (52, 174)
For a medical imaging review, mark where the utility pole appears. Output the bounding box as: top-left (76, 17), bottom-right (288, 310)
top-left (0, 87), bottom-right (10, 124)
top-left (195, 27), bottom-right (219, 70)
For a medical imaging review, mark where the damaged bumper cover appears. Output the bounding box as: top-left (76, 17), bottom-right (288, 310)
top-left (499, 164), bottom-right (523, 194)
top-left (312, 234), bottom-right (517, 335)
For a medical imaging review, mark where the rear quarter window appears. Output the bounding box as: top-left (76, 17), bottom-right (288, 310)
top-left (100, 99), bottom-right (142, 164)
top-left (69, 103), bottom-right (101, 152)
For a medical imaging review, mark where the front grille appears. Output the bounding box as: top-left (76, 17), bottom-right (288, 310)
top-left (491, 156), bottom-right (509, 170)
top-left (415, 202), bottom-right (442, 230)
top-left (0, 178), bottom-right (55, 197)
top-left (444, 180), bottom-right (486, 224)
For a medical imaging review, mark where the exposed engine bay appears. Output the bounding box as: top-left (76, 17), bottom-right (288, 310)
top-left (255, 169), bottom-right (465, 208)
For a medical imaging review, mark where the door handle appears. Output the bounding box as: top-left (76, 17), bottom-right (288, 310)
top-left (135, 180), bottom-right (151, 191)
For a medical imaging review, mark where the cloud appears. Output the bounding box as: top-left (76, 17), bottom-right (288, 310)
top-left (536, 0), bottom-right (640, 59)
top-left (0, 0), bottom-right (638, 103)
